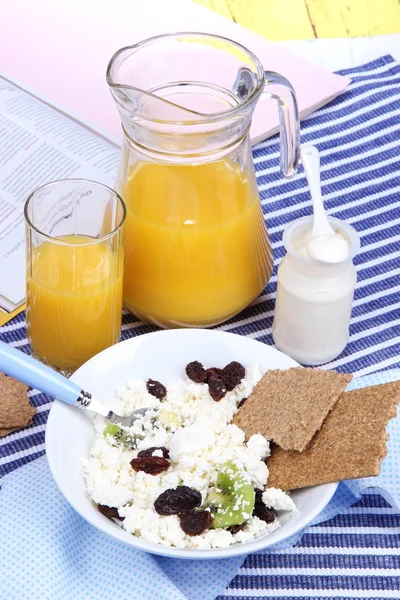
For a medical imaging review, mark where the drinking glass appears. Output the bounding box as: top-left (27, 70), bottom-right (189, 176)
top-left (25, 179), bottom-right (126, 375)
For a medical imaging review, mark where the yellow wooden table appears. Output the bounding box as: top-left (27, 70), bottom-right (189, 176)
top-left (193, 0), bottom-right (400, 40)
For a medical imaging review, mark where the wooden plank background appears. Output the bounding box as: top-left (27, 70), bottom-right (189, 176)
top-left (193, 0), bottom-right (400, 40)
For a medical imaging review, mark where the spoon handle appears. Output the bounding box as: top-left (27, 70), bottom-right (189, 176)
top-left (0, 340), bottom-right (81, 404)
top-left (301, 145), bottom-right (332, 235)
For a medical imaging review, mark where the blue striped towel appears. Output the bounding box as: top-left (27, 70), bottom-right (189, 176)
top-left (0, 55), bottom-right (400, 600)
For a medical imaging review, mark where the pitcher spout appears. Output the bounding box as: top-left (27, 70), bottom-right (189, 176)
top-left (106, 33), bottom-right (269, 155)
top-left (107, 32), bottom-right (299, 172)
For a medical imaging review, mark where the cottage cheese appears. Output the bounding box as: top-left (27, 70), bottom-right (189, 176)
top-left (262, 488), bottom-right (296, 512)
top-left (82, 363), bottom-right (295, 549)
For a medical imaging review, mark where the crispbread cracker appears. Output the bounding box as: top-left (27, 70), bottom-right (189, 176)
top-left (0, 418), bottom-right (35, 438)
top-left (0, 428), bottom-right (19, 438)
top-left (233, 367), bottom-right (352, 452)
top-left (0, 372), bottom-right (35, 428)
top-left (266, 381), bottom-right (400, 490)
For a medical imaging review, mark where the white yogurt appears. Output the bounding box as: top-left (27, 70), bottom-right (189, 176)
top-left (272, 216), bottom-right (360, 366)
top-left (307, 233), bottom-right (350, 263)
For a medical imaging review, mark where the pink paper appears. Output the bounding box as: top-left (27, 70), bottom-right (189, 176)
top-left (0, 0), bottom-right (349, 143)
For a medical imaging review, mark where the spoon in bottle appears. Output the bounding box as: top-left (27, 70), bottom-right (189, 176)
top-left (0, 340), bottom-right (152, 427)
top-left (301, 145), bottom-right (350, 263)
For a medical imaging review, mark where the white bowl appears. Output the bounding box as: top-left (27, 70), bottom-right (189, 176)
top-left (46, 329), bottom-right (337, 559)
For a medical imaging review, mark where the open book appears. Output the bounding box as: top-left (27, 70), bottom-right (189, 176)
top-left (0, 77), bottom-right (120, 323)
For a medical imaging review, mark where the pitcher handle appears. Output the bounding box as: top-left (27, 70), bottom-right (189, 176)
top-left (263, 71), bottom-right (300, 179)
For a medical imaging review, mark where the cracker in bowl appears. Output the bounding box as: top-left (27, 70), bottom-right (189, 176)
top-left (233, 367), bottom-right (352, 452)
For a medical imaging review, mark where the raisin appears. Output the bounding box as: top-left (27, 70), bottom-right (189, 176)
top-left (146, 379), bottom-right (167, 399)
top-left (97, 504), bottom-right (124, 521)
top-left (255, 488), bottom-right (263, 502)
top-left (207, 376), bottom-right (226, 402)
top-left (179, 510), bottom-right (213, 536)
top-left (206, 367), bottom-right (223, 382)
top-left (237, 397), bottom-right (247, 409)
top-left (227, 523), bottom-right (246, 534)
top-left (154, 486), bottom-right (202, 515)
top-left (185, 361), bottom-right (207, 383)
top-left (130, 456), bottom-right (169, 475)
top-left (222, 361), bottom-right (246, 391)
top-left (137, 446), bottom-right (170, 459)
top-left (252, 488), bottom-right (276, 523)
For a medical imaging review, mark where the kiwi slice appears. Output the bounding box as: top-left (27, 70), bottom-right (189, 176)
top-left (103, 423), bottom-right (143, 450)
top-left (206, 461), bottom-right (255, 529)
top-left (103, 423), bottom-right (121, 437)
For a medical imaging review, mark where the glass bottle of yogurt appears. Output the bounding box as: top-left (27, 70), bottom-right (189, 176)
top-left (272, 216), bottom-right (360, 366)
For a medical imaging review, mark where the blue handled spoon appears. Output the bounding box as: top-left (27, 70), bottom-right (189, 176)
top-left (0, 340), bottom-right (150, 427)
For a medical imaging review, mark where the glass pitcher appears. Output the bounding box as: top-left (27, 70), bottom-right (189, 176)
top-left (107, 32), bottom-right (300, 328)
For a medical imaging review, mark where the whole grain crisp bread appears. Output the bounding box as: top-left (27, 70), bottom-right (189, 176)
top-left (0, 427), bottom-right (20, 438)
top-left (0, 372), bottom-right (35, 428)
top-left (233, 367), bottom-right (352, 452)
top-left (0, 420), bottom-right (35, 438)
top-left (266, 381), bottom-right (400, 490)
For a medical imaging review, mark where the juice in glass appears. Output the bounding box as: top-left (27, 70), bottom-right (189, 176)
top-left (122, 159), bottom-right (271, 326)
top-left (25, 179), bottom-right (125, 375)
top-left (27, 236), bottom-right (123, 373)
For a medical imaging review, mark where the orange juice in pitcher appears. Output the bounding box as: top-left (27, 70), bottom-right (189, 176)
top-left (122, 159), bottom-right (271, 326)
top-left (108, 33), bottom-right (299, 327)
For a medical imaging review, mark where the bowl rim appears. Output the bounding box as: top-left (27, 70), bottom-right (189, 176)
top-left (45, 329), bottom-right (338, 559)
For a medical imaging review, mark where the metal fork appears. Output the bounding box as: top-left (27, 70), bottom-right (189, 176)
top-left (0, 340), bottom-right (151, 427)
